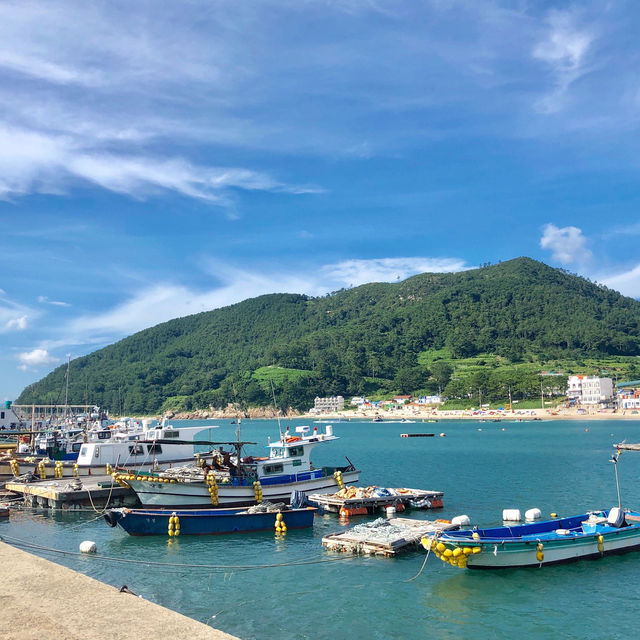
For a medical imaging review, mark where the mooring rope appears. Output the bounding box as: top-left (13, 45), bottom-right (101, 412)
top-left (0, 533), bottom-right (356, 572)
top-left (405, 531), bottom-right (439, 582)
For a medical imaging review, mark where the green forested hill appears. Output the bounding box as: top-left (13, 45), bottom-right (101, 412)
top-left (17, 258), bottom-right (640, 413)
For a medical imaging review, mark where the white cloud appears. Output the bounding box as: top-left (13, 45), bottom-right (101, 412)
top-left (598, 264), bottom-right (640, 299)
top-left (6, 315), bottom-right (27, 331)
top-left (17, 348), bottom-right (57, 369)
top-left (540, 223), bottom-right (591, 265)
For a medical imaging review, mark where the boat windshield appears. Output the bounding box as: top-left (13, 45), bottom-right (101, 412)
top-left (270, 447), bottom-right (285, 458)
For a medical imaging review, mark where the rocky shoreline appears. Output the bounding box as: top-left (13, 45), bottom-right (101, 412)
top-left (164, 406), bottom-right (302, 420)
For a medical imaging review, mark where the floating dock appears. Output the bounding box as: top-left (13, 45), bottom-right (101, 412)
top-left (3, 475), bottom-right (137, 510)
top-left (308, 487), bottom-right (443, 514)
top-left (400, 433), bottom-right (435, 438)
top-left (322, 517), bottom-right (457, 556)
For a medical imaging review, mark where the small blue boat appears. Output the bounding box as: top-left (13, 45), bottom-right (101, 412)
top-left (104, 505), bottom-right (317, 536)
top-left (423, 508), bottom-right (640, 569)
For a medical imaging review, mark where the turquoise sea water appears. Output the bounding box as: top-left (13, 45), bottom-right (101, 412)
top-left (4, 418), bottom-right (640, 640)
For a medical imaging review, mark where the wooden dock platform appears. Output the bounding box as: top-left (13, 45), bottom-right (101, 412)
top-left (308, 487), bottom-right (443, 514)
top-left (322, 517), bottom-right (457, 557)
top-left (4, 475), bottom-right (138, 510)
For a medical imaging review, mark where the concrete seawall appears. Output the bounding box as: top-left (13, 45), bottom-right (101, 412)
top-left (0, 541), bottom-right (240, 640)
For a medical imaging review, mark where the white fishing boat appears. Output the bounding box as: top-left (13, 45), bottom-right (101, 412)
top-left (76, 419), bottom-right (219, 470)
top-left (120, 424), bottom-right (360, 508)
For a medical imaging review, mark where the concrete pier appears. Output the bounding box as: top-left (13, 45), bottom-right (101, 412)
top-left (0, 541), bottom-right (239, 640)
top-left (4, 475), bottom-right (138, 509)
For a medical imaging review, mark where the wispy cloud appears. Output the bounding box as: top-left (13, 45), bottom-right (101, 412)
top-left (40, 256), bottom-right (468, 348)
top-left (38, 296), bottom-right (70, 307)
top-left (322, 257), bottom-right (469, 287)
top-left (0, 125), bottom-right (319, 202)
top-left (532, 9), bottom-right (595, 114)
top-left (540, 223), bottom-right (592, 265)
top-left (0, 292), bottom-right (36, 333)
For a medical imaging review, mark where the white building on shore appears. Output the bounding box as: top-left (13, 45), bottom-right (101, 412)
top-left (567, 375), bottom-right (614, 405)
top-left (312, 395), bottom-right (345, 413)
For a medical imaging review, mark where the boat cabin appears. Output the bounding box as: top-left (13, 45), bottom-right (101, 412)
top-left (247, 425), bottom-right (339, 485)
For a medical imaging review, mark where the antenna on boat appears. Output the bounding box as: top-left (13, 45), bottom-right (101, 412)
top-left (611, 448), bottom-right (623, 509)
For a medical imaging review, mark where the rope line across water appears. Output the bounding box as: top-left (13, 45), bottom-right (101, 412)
top-left (0, 534), bottom-right (357, 572)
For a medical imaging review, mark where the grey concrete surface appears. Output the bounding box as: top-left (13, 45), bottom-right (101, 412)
top-left (0, 541), bottom-right (240, 640)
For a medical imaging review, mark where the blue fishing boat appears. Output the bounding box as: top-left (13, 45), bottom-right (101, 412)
top-left (423, 508), bottom-right (640, 568)
top-left (104, 505), bottom-right (317, 536)
top-left (424, 450), bottom-right (640, 569)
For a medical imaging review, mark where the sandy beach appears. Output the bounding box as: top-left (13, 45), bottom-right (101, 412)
top-left (308, 406), bottom-right (640, 421)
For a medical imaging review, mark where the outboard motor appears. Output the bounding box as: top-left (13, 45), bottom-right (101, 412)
top-left (607, 506), bottom-right (625, 528)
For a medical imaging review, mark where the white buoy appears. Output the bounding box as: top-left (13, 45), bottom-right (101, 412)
top-left (451, 515), bottom-right (471, 526)
top-left (502, 509), bottom-right (521, 522)
top-left (79, 540), bottom-right (97, 554)
top-left (386, 506), bottom-right (396, 519)
top-left (525, 508), bottom-right (542, 521)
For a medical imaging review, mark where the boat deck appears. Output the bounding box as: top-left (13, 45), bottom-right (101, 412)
top-left (308, 488), bottom-right (443, 513)
top-left (322, 517), bottom-right (457, 557)
top-left (4, 475), bottom-right (137, 509)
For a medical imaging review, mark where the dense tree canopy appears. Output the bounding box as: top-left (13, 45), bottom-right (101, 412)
top-left (17, 258), bottom-right (640, 412)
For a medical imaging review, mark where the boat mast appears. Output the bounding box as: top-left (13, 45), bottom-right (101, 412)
top-left (611, 450), bottom-right (622, 509)
top-left (64, 354), bottom-right (71, 420)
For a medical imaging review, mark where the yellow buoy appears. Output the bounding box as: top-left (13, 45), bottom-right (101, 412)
top-left (597, 534), bottom-right (604, 553)
top-left (443, 548), bottom-right (453, 557)
top-left (452, 547), bottom-right (462, 557)
top-left (463, 547), bottom-right (472, 555)
top-left (472, 547), bottom-right (482, 554)
top-left (536, 542), bottom-right (544, 562)
top-left (458, 555), bottom-right (468, 568)
top-left (436, 542), bottom-right (446, 552)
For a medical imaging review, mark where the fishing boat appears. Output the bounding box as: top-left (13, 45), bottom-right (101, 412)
top-left (119, 424), bottom-right (360, 508)
top-left (425, 450), bottom-right (640, 569)
top-left (103, 504), bottom-right (317, 536)
top-left (424, 508), bottom-right (640, 569)
top-left (76, 419), bottom-right (220, 470)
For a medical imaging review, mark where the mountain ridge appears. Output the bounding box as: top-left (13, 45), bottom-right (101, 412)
top-left (17, 257), bottom-right (640, 413)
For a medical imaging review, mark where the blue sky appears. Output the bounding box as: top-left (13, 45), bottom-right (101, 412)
top-left (3, 0), bottom-right (640, 400)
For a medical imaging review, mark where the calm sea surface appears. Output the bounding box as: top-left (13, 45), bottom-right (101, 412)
top-left (4, 418), bottom-right (640, 640)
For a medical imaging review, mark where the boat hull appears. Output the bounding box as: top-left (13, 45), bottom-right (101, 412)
top-left (126, 469), bottom-right (361, 509)
top-left (428, 511), bottom-right (640, 569)
top-left (105, 506), bottom-right (316, 535)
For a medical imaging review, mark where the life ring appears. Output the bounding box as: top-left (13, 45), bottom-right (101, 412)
top-left (285, 436), bottom-right (302, 443)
